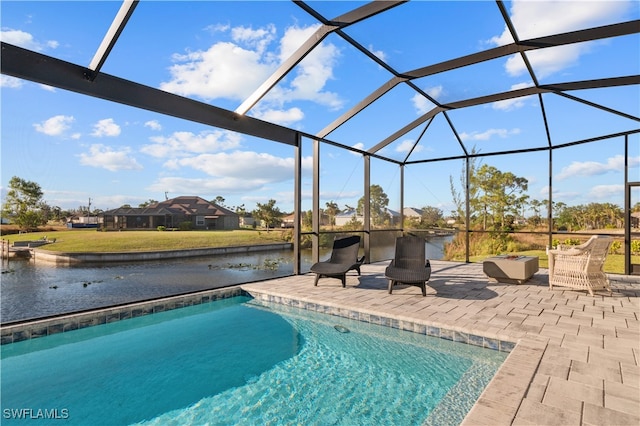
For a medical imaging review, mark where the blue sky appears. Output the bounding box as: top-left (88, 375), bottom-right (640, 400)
top-left (1, 1), bottom-right (639, 216)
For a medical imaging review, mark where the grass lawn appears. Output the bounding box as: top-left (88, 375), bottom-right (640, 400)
top-left (464, 250), bottom-right (636, 275)
top-left (1, 229), bottom-right (291, 252)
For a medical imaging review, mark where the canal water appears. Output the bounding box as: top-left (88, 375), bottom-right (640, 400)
top-left (1, 236), bottom-right (452, 323)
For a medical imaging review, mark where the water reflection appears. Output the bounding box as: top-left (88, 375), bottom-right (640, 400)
top-left (1, 236), bottom-right (451, 323)
top-left (1, 250), bottom-right (297, 323)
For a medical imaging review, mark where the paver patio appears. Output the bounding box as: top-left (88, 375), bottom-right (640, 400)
top-left (241, 260), bottom-right (640, 426)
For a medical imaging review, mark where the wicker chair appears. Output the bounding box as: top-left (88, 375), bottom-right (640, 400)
top-left (310, 236), bottom-right (363, 287)
top-left (385, 235), bottom-right (431, 296)
top-left (547, 235), bottom-right (613, 296)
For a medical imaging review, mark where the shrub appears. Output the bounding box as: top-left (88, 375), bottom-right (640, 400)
top-left (179, 221), bottom-right (192, 231)
top-left (609, 240), bottom-right (621, 254)
top-left (157, 226), bottom-right (166, 232)
top-left (632, 239), bottom-right (640, 255)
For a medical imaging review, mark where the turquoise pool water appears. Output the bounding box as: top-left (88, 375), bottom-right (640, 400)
top-left (1, 296), bottom-right (506, 425)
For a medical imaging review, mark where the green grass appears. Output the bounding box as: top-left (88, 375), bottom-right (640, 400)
top-left (2, 229), bottom-right (291, 252)
top-left (462, 250), bottom-right (637, 275)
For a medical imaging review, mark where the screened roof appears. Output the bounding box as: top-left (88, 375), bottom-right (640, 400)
top-left (1, 0), bottom-right (639, 211)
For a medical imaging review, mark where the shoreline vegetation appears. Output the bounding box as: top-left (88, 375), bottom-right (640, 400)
top-left (1, 226), bottom-right (636, 274)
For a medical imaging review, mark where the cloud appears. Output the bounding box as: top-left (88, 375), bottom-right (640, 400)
top-left (147, 176), bottom-right (266, 195)
top-left (489, 1), bottom-right (631, 78)
top-left (589, 184), bottom-right (623, 200)
top-left (91, 118), bottom-right (121, 137)
top-left (78, 144), bottom-right (142, 172)
top-left (231, 24), bottom-right (276, 54)
top-left (140, 130), bottom-right (242, 158)
top-left (144, 120), bottom-right (162, 131)
top-left (0, 28), bottom-right (57, 52)
top-left (396, 139), bottom-right (423, 154)
top-left (161, 42), bottom-right (270, 100)
top-left (492, 82), bottom-right (535, 111)
top-left (147, 150), bottom-right (313, 196)
top-left (555, 155), bottom-right (639, 180)
top-left (1, 75), bottom-right (23, 89)
top-left (459, 128), bottom-right (521, 142)
top-left (411, 86), bottom-right (443, 114)
top-left (33, 115), bottom-right (74, 136)
top-left (164, 150), bottom-right (313, 183)
top-left (267, 24), bottom-right (343, 110)
top-left (251, 107), bottom-right (304, 126)
top-left (160, 22), bottom-right (343, 124)
top-left (368, 44), bottom-right (387, 62)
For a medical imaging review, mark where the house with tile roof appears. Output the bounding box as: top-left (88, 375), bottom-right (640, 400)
top-left (99, 196), bottom-right (239, 231)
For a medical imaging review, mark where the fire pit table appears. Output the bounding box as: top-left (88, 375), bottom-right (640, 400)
top-left (483, 255), bottom-right (539, 284)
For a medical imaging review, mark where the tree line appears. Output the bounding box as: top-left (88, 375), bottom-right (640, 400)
top-left (2, 174), bottom-right (638, 232)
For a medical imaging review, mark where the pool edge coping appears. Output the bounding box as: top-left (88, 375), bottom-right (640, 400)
top-left (0, 286), bottom-right (247, 344)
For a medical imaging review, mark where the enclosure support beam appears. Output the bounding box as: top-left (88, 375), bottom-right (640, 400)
top-left (364, 155), bottom-right (371, 263)
top-left (1, 42), bottom-right (298, 146)
top-left (293, 133), bottom-right (302, 275)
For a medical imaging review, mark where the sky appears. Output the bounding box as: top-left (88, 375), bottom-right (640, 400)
top-left (1, 0), bottom-right (639, 216)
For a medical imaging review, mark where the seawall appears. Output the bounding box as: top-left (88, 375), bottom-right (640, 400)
top-left (32, 243), bottom-right (293, 266)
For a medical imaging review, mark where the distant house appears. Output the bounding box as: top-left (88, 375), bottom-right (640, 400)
top-left (281, 213), bottom-right (295, 228)
top-left (403, 207), bottom-right (423, 219)
top-left (239, 214), bottom-right (255, 228)
top-left (99, 196), bottom-right (239, 230)
top-left (334, 208), bottom-right (400, 226)
top-left (335, 209), bottom-right (362, 227)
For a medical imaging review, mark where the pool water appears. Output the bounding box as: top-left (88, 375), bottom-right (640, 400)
top-left (1, 296), bottom-right (506, 426)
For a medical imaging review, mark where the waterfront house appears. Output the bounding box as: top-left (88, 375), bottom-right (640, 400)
top-left (99, 196), bottom-right (239, 231)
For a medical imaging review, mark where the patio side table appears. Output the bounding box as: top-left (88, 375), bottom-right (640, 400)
top-left (483, 255), bottom-right (539, 284)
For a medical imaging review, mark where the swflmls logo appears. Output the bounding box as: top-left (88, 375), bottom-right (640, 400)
top-left (3, 408), bottom-right (69, 420)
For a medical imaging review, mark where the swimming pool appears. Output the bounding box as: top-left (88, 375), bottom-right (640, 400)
top-left (1, 295), bottom-right (506, 425)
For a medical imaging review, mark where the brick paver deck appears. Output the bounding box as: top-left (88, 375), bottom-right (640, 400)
top-left (241, 260), bottom-right (640, 426)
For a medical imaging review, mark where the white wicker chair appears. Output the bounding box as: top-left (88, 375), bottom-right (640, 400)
top-left (547, 235), bottom-right (613, 296)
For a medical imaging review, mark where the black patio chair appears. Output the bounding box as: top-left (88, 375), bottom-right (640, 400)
top-left (310, 236), bottom-right (363, 287)
top-left (385, 235), bottom-right (431, 296)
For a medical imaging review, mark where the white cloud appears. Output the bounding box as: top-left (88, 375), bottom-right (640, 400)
top-left (411, 86), bottom-right (443, 115)
top-left (147, 176), bottom-right (265, 195)
top-left (489, 1), bottom-right (631, 78)
top-left (1, 75), bottom-right (24, 89)
top-left (78, 144), bottom-right (142, 172)
top-left (368, 44), bottom-right (387, 62)
top-left (459, 128), bottom-right (521, 142)
top-left (160, 22), bottom-right (343, 124)
top-left (33, 115), bottom-right (74, 136)
top-left (0, 29), bottom-right (57, 52)
top-left (166, 150), bottom-right (312, 182)
top-left (555, 155), bottom-right (639, 180)
top-left (492, 82), bottom-right (535, 111)
top-left (589, 184), bottom-right (623, 200)
top-left (396, 139), bottom-right (423, 154)
top-left (270, 24), bottom-right (343, 110)
top-left (91, 118), bottom-right (121, 137)
top-left (231, 24), bottom-right (276, 54)
top-left (160, 41), bottom-right (273, 101)
top-left (147, 151), bottom-right (313, 195)
top-left (251, 107), bottom-right (304, 126)
top-left (141, 130), bottom-right (242, 158)
top-left (144, 120), bottom-right (162, 131)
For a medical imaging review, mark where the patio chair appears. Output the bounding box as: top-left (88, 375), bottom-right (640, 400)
top-left (547, 235), bottom-right (613, 296)
top-left (385, 235), bottom-right (431, 296)
top-left (310, 236), bottom-right (363, 287)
